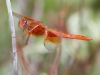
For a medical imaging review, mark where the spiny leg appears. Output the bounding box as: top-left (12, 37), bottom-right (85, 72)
top-left (22, 24), bottom-right (44, 48)
top-left (22, 33), bottom-right (30, 48)
top-left (22, 31), bottom-right (30, 39)
top-left (22, 30), bottom-right (31, 47)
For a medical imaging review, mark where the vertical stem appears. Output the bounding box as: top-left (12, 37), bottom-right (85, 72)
top-left (48, 47), bottom-right (61, 75)
top-left (79, 0), bottom-right (84, 30)
top-left (6, 0), bottom-right (18, 75)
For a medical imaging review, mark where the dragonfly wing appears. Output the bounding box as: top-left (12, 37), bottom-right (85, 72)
top-left (44, 29), bottom-right (61, 51)
top-left (30, 25), bottom-right (45, 43)
top-left (30, 35), bottom-right (43, 43)
top-left (13, 12), bottom-right (37, 22)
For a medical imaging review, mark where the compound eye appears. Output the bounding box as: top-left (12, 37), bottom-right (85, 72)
top-left (22, 19), bottom-right (27, 26)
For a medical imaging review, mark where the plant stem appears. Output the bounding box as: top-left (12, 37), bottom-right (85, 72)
top-left (6, 0), bottom-right (18, 75)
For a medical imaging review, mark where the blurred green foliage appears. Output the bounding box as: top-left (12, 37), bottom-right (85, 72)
top-left (0, 0), bottom-right (100, 75)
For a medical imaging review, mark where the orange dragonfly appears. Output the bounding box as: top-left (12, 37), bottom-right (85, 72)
top-left (13, 12), bottom-right (92, 51)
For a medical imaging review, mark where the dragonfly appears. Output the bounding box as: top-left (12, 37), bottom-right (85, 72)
top-left (13, 12), bottom-right (92, 51)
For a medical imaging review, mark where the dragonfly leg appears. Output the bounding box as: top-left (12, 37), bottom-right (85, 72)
top-left (22, 33), bottom-right (30, 48)
top-left (22, 31), bottom-right (28, 38)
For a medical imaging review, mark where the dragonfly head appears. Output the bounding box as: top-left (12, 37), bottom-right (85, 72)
top-left (18, 19), bottom-right (27, 29)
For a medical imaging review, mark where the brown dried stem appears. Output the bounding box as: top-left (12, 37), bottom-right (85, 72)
top-left (48, 47), bottom-right (61, 75)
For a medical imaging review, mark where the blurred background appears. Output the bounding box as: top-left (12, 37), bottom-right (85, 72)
top-left (0, 0), bottom-right (100, 75)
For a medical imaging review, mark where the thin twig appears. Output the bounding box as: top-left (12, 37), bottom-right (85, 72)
top-left (6, 0), bottom-right (18, 75)
top-left (79, 0), bottom-right (84, 30)
top-left (48, 47), bottom-right (61, 75)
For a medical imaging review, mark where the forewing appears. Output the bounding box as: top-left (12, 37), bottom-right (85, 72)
top-left (31, 35), bottom-right (43, 43)
top-left (13, 12), bottom-right (37, 22)
top-left (30, 25), bottom-right (45, 42)
top-left (44, 30), bottom-right (61, 51)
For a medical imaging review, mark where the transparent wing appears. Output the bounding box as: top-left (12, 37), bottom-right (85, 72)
top-left (31, 25), bottom-right (45, 42)
top-left (44, 30), bottom-right (61, 51)
top-left (13, 12), bottom-right (37, 22)
top-left (31, 35), bottom-right (44, 43)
